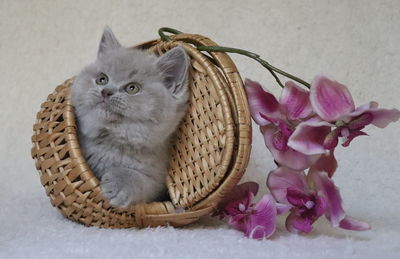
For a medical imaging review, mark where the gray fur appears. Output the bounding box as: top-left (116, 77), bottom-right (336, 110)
top-left (71, 27), bottom-right (190, 207)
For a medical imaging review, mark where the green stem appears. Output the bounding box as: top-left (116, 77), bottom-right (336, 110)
top-left (158, 27), bottom-right (183, 41)
top-left (158, 27), bottom-right (310, 89)
top-left (197, 46), bottom-right (285, 88)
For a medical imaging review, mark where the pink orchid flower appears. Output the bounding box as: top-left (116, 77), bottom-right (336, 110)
top-left (245, 79), bottom-right (319, 170)
top-left (220, 182), bottom-right (277, 239)
top-left (288, 75), bottom-right (400, 155)
top-left (267, 167), bottom-right (370, 234)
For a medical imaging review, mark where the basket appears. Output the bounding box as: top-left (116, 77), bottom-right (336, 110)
top-left (31, 33), bottom-right (252, 228)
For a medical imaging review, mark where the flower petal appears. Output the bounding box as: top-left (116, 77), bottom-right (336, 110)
top-left (285, 212), bottom-right (313, 234)
top-left (345, 101), bottom-right (400, 128)
top-left (224, 191), bottom-right (254, 217)
top-left (221, 182), bottom-right (259, 217)
top-left (245, 195), bottom-right (277, 239)
top-left (259, 114), bottom-right (293, 151)
top-left (314, 195), bottom-right (328, 218)
top-left (322, 127), bottom-right (341, 150)
top-left (280, 81), bottom-right (313, 120)
top-left (312, 172), bottom-right (345, 227)
top-left (341, 130), bottom-right (368, 147)
top-left (287, 118), bottom-right (333, 155)
top-left (267, 167), bottom-right (308, 204)
top-left (276, 203), bottom-right (292, 215)
top-left (262, 125), bottom-right (320, 170)
top-left (217, 182), bottom-right (259, 216)
top-left (369, 108), bottom-right (400, 128)
top-left (230, 182), bottom-right (259, 198)
top-left (347, 113), bottom-right (373, 130)
top-left (339, 216), bottom-right (371, 231)
top-left (228, 214), bottom-right (248, 233)
top-left (245, 78), bottom-right (281, 126)
top-left (345, 101), bottom-right (378, 120)
top-left (310, 75), bottom-right (355, 121)
top-left (309, 150), bottom-right (338, 178)
top-left (286, 188), bottom-right (311, 207)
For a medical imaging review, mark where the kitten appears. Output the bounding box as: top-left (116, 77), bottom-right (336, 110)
top-left (71, 27), bottom-right (190, 207)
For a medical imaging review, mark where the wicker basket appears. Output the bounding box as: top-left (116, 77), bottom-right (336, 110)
top-left (31, 33), bottom-right (252, 228)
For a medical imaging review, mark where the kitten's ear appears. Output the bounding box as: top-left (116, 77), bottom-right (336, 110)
top-left (157, 46), bottom-right (190, 96)
top-left (98, 26), bottom-right (121, 57)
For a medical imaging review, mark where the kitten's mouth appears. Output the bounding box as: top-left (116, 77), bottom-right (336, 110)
top-left (95, 100), bottom-right (110, 114)
top-left (97, 100), bottom-right (124, 119)
top-left (97, 97), bottom-right (110, 109)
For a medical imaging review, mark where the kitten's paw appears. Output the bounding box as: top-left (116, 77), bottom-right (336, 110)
top-left (101, 172), bottom-right (135, 208)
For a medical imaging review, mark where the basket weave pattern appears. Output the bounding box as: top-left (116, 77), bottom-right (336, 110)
top-left (31, 34), bottom-right (251, 228)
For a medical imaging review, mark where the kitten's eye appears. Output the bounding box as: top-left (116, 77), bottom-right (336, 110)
top-left (95, 73), bottom-right (109, 85)
top-left (124, 83), bottom-right (140, 95)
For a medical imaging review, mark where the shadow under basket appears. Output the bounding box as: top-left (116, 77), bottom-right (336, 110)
top-left (31, 33), bottom-right (252, 228)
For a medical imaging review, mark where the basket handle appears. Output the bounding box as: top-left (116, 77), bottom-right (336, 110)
top-left (158, 27), bottom-right (310, 89)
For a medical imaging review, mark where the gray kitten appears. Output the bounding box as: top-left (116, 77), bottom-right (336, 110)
top-left (71, 27), bottom-right (190, 207)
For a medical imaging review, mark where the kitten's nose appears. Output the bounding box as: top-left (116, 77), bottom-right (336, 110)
top-left (101, 89), bottom-right (115, 98)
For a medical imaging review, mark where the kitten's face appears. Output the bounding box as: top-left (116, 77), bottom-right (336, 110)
top-left (72, 27), bottom-right (189, 129)
top-left (74, 49), bottom-right (169, 122)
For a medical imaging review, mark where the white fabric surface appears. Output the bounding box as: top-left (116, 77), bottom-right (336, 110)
top-left (1, 0), bottom-right (399, 258)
